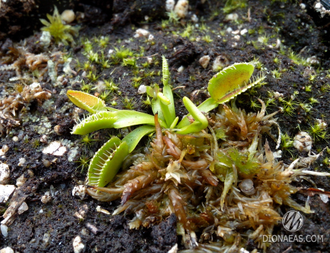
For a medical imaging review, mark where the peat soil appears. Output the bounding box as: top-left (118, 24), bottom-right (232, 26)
top-left (0, 0), bottom-right (330, 252)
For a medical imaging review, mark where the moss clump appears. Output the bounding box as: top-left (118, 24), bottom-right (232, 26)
top-left (40, 6), bottom-right (79, 45)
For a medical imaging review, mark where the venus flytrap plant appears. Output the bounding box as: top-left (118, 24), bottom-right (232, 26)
top-left (177, 62), bottom-right (266, 129)
top-left (68, 57), bottom-right (265, 188)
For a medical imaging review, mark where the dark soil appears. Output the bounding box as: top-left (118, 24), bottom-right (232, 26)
top-left (1, 0), bottom-right (330, 252)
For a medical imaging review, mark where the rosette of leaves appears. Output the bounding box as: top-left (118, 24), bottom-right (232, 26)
top-left (67, 57), bottom-right (265, 188)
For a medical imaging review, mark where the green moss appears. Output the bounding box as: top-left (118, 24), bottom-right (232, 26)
top-left (287, 51), bottom-right (308, 66)
top-left (309, 97), bottom-right (319, 105)
top-left (97, 36), bottom-right (110, 48)
top-left (112, 47), bottom-right (134, 65)
top-left (271, 69), bottom-right (282, 79)
top-left (281, 133), bottom-right (293, 149)
top-left (40, 6), bottom-right (79, 45)
top-left (86, 72), bottom-right (99, 82)
top-left (167, 10), bottom-right (179, 24)
top-left (181, 25), bottom-right (194, 38)
top-left (87, 51), bottom-right (99, 63)
top-left (305, 85), bottom-right (312, 92)
top-left (82, 39), bottom-right (93, 52)
top-left (279, 97), bottom-right (298, 116)
top-left (299, 103), bottom-right (312, 113)
top-left (99, 91), bottom-right (111, 101)
top-left (309, 121), bottom-right (328, 141)
top-left (202, 35), bottom-right (213, 43)
top-left (132, 76), bottom-right (142, 88)
top-left (32, 139), bottom-right (41, 148)
top-left (81, 81), bottom-right (92, 93)
top-left (80, 134), bottom-right (98, 148)
top-left (215, 147), bottom-right (259, 180)
top-left (320, 84), bottom-right (330, 93)
top-left (122, 96), bottom-right (136, 109)
top-left (273, 57), bottom-right (280, 64)
top-left (123, 57), bottom-right (136, 67)
top-left (104, 80), bottom-right (119, 93)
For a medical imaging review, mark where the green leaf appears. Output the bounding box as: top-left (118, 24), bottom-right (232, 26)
top-left (67, 90), bottom-right (109, 113)
top-left (72, 111), bottom-right (116, 135)
top-left (208, 62), bottom-right (255, 104)
top-left (176, 97), bottom-right (208, 134)
top-left (88, 137), bottom-right (129, 187)
top-left (176, 121), bottom-right (204, 135)
top-left (151, 98), bottom-right (165, 122)
top-left (162, 55), bottom-right (170, 86)
top-left (177, 97), bottom-right (218, 129)
top-left (122, 125), bottom-right (155, 153)
top-left (112, 110), bottom-right (166, 128)
top-left (40, 19), bottom-right (51, 27)
top-left (162, 57), bottom-right (176, 127)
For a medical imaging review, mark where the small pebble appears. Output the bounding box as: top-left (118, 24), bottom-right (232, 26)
top-left (191, 14), bottom-right (198, 23)
top-left (74, 204), bottom-right (89, 219)
top-left (0, 247), bottom-right (14, 253)
top-left (86, 223), bottom-right (98, 234)
top-left (61, 10), bottom-right (75, 23)
top-left (233, 35), bottom-right (240, 41)
top-left (16, 174), bottom-right (26, 187)
top-left (73, 236), bottom-right (85, 253)
top-left (225, 13), bottom-right (238, 22)
top-left (166, 0), bottom-right (175, 12)
top-left (40, 31), bottom-right (51, 48)
top-left (0, 162), bottom-right (10, 184)
top-left (138, 85), bottom-right (147, 94)
top-left (239, 179), bottom-right (255, 196)
top-left (18, 157), bottom-right (26, 167)
top-left (54, 125), bottom-right (62, 135)
top-left (147, 57), bottom-right (153, 64)
top-left (134, 28), bottom-right (150, 38)
top-left (43, 233), bottom-right (50, 247)
top-left (174, 0), bottom-right (189, 18)
top-left (307, 55), bottom-right (320, 65)
top-left (212, 55), bottom-right (229, 72)
top-left (40, 134), bottom-right (48, 143)
top-left (293, 131), bottom-right (312, 152)
top-left (0, 185), bottom-right (16, 204)
top-left (320, 193), bottom-right (329, 203)
top-left (0, 145), bottom-right (9, 156)
top-left (199, 55), bottom-right (210, 69)
top-left (72, 185), bottom-right (86, 200)
top-left (18, 202), bottom-right (29, 215)
top-left (0, 224), bottom-right (8, 237)
top-left (96, 206), bottom-right (110, 215)
top-left (177, 66), bottom-right (184, 72)
top-left (41, 191), bottom-right (52, 204)
top-left (148, 34), bottom-right (154, 41)
top-left (240, 28), bottom-right (248, 35)
top-left (42, 159), bottom-right (51, 167)
top-left (42, 141), bottom-right (67, 156)
top-left (80, 228), bottom-right (89, 236)
top-left (168, 244), bottom-right (178, 253)
top-left (12, 136), bottom-right (18, 142)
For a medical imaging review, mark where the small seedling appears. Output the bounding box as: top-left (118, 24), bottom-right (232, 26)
top-left (40, 6), bottom-right (79, 45)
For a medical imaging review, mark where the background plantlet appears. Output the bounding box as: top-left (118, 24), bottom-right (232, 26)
top-left (40, 6), bottom-right (79, 45)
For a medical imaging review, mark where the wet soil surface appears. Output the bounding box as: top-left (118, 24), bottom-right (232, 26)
top-left (1, 0), bottom-right (330, 252)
